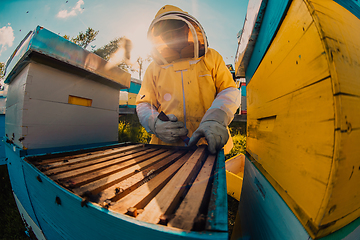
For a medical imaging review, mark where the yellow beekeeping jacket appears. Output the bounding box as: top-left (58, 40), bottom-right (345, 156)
top-left (136, 5), bottom-right (239, 153)
top-left (136, 48), bottom-right (237, 153)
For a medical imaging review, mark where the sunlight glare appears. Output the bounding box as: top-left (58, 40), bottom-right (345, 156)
top-left (126, 23), bottom-right (153, 70)
top-left (130, 37), bottom-right (152, 61)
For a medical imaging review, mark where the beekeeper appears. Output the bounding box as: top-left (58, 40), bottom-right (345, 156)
top-left (136, 5), bottom-right (240, 154)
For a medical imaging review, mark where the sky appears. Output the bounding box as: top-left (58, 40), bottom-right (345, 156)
top-left (0, 0), bottom-right (248, 79)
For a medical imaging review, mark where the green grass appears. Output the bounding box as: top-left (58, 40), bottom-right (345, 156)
top-left (226, 121), bottom-right (247, 160)
top-left (0, 165), bottom-right (28, 240)
top-left (225, 134), bottom-right (246, 160)
top-left (118, 114), bottom-right (151, 143)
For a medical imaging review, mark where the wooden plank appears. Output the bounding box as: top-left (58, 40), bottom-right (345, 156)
top-left (72, 149), bottom-right (172, 195)
top-left (136, 146), bottom-right (207, 224)
top-left (96, 151), bottom-right (187, 203)
top-left (309, 0), bottom-right (360, 96)
top-left (109, 152), bottom-right (193, 214)
top-left (168, 154), bottom-right (215, 230)
top-left (65, 149), bottom-right (168, 188)
top-left (51, 148), bottom-right (159, 181)
top-left (248, 25), bottom-right (329, 109)
top-left (44, 146), bottom-right (149, 175)
top-left (29, 143), bottom-right (130, 165)
top-left (33, 152), bottom-right (95, 166)
top-left (37, 144), bottom-right (143, 168)
top-left (319, 128), bottom-right (360, 233)
top-left (88, 149), bottom-right (179, 197)
top-left (205, 150), bottom-right (228, 232)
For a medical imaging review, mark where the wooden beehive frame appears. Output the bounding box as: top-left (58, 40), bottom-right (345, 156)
top-left (27, 143), bottom-right (223, 232)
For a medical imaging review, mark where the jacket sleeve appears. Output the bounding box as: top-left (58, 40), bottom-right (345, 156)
top-left (202, 49), bottom-right (241, 124)
top-left (206, 87), bottom-right (240, 125)
top-left (135, 62), bottom-right (160, 132)
top-left (135, 62), bottom-right (160, 108)
top-left (136, 102), bottom-right (158, 133)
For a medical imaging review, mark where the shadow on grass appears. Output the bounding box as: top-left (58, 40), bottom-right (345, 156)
top-left (0, 164), bottom-right (28, 240)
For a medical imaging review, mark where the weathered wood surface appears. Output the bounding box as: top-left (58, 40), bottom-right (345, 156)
top-left (97, 151), bottom-right (186, 203)
top-left (245, 0), bottom-right (360, 238)
top-left (245, 0), bottom-right (292, 81)
top-left (136, 146), bottom-right (207, 224)
top-left (71, 149), bottom-right (169, 195)
top-left (52, 148), bottom-right (163, 182)
top-left (205, 150), bottom-right (228, 232)
top-left (32, 143), bottom-right (224, 233)
top-left (110, 152), bottom-right (193, 213)
top-left (40, 144), bottom-right (144, 170)
top-left (47, 147), bottom-right (156, 178)
top-left (168, 155), bottom-right (215, 230)
top-left (73, 149), bottom-right (175, 196)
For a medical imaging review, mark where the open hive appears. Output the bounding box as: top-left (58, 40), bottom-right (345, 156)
top-left (26, 143), bottom-right (226, 232)
top-left (4, 26), bottom-right (227, 239)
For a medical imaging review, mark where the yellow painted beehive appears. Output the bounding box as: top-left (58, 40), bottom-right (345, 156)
top-left (246, 0), bottom-right (360, 238)
top-left (225, 154), bottom-right (244, 201)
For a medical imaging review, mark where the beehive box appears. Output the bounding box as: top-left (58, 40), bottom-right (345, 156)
top-left (225, 154), bottom-right (244, 201)
top-left (244, 0), bottom-right (360, 238)
top-left (26, 143), bottom-right (228, 234)
top-left (119, 78), bottom-right (141, 111)
top-left (4, 26), bottom-right (130, 151)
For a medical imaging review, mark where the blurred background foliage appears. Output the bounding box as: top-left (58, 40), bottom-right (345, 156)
top-left (118, 114), bottom-right (151, 144)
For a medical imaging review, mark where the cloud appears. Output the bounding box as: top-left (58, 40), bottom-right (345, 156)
top-left (57, 0), bottom-right (84, 19)
top-left (0, 24), bottom-right (15, 57)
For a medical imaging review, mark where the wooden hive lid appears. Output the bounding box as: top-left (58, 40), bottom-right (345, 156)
top-left (4, 26), bottom-right (130, 90)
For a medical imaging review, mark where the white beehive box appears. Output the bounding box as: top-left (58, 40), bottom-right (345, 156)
top-left (4, 26), bottom-right (130, 151)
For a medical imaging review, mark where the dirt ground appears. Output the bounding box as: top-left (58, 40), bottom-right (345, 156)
top-left (0, 165), bottom-right (28, 240)
top-left (227, 195), bottom-right (239, 238)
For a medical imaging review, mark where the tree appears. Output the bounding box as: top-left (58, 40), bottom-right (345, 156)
top-left (0, 62), bottom-right (6, 90)
top-left (93, 37), bottom-right (133, 72)
top-left (93, 37), bottom-right (122, 61)
top-left (69, 27), bottom-right (99, 49)
top-left (135, 56), bottom-right (152, 81)
top-left (63, 35), bottom-right (70, 40)
top-left (0, 62), bottom-right (5, 82)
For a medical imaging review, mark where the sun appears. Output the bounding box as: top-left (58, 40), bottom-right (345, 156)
top-left (127, 27), bottom-right (153, 63)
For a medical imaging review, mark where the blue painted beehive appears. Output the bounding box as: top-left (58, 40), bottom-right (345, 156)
top-left (4, 26), bottom-right (229, 240)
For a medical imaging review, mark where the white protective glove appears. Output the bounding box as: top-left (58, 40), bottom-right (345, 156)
top-left (148, 113), bottom-right (188, 143)
top-left (188, 108), bottom-right (229, 154)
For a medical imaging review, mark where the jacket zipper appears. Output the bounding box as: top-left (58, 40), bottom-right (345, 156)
top-left (180, 70), bottom-right (187, 129)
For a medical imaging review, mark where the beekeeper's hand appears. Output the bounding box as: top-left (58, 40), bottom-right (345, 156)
top-left (188, 109), bottom-right (229, 154)
top-left (148, 114), bottom-right (188, 143)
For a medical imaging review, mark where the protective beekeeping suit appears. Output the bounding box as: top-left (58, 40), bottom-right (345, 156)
top-left (136, 5), bottom-right (240, 154)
